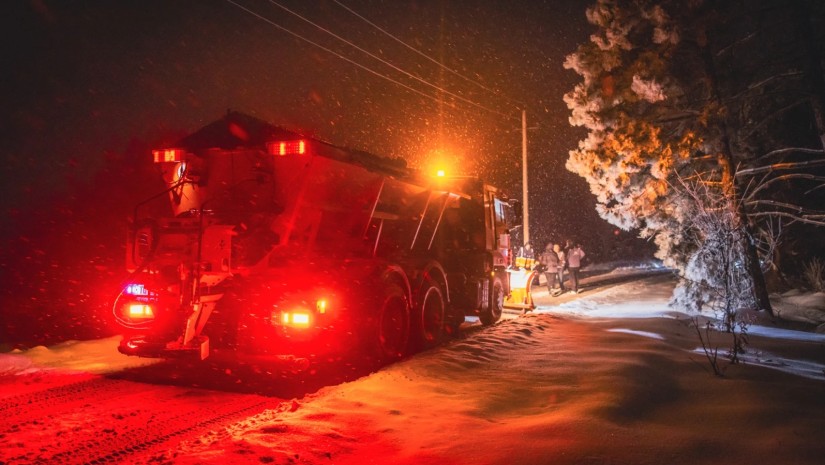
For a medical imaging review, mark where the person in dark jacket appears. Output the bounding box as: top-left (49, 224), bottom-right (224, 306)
top-left (554, 243), bottom-right (566, 293)
top-left (519, 242), bottom-right (535, 259)
top-left (539, 244), bottom-right (561, 293)
top-left (567, 243), bottom-right (585, 293)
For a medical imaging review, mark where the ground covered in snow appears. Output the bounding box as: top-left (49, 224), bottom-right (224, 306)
top-left (2, 266), bottom-right (825, 464)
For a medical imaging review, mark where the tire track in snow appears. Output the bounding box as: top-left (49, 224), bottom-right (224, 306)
top-left (0, 377), bottom-right (171, 425)
top-left (0, 376), bottom-right (281, 465)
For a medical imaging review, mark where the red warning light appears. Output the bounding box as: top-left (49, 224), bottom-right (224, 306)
top-left (152, 148), bottom-right (185, 163)
top-left (267, 140), bottom-right (307, 156)
top-left (128, 304), bottom-right (155, 319)
top-left (278, 310), bottom-right (312, 328)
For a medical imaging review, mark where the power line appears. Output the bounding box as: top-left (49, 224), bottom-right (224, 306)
top-left (332, 0), bottom-right (523, 108)
top-left (264, 0), bottom-right (518, 120)
top-left (224, 0), bottom-right (518, 121)
top-left (224, 0), bottom-right (460, 110)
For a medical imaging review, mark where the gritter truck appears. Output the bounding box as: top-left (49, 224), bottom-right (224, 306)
top-left (113, 112), bottom-right (528, 364)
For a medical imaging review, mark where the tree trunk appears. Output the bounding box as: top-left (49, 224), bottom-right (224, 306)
top-left (717, 154), bottom-right (774, 313)
top-left (699, 20), bottom-right (774, 314)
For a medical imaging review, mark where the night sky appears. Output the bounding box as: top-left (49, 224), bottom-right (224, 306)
top-left (1, 0), bottom-right (646, 343)
top-left (2, 0), bottom-right (631, 242)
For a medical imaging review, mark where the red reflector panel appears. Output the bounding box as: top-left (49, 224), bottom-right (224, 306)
top-left (267, 140), bottom-right (307, 156)
top-left (153, 148), bottom-right (184, 163)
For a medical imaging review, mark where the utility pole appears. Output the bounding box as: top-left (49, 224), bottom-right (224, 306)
top-left (522, 109), bottom-right (529, 247)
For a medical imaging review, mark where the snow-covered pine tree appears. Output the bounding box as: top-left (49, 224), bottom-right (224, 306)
top-left (564, 0), bottom-right (774, 313)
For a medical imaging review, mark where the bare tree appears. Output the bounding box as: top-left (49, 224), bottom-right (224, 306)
top-left (674, 172), bottom-right (754, 373)
top-left (671, 171), bottom-right (756, 318)
top-left (704, 0), bottom-right (825, 293)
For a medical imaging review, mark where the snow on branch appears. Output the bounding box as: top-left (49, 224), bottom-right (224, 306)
top-left (735, 159), bottom-right (825, 177)
top-left (745, 199), bottom-right (825, 223)
top-left (756, 147), bottom-right (824, 161)
top-left (650, 111), bottom-right (701, 125)
top-left (747, 211), bottom-right (825, 227)
top-left (715, 31), bottom-right (758, 57)
top-left (724, 70), bottom-right (805, 103)
top-left (745, 173), bottom-right (825, 199)
top-left (631, 75), bottom-right (666, 102)
top-left (746, 199), bottom-right (807, 214)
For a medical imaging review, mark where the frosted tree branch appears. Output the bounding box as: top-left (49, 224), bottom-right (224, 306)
top-left (747, 211), bottom-right (825, 227)
top-left (745, 173), bottom-right (825, 200)
top-left (724, 70), bottom-right (805, 103)
top-left (736, 159), bottom-right (825, 176)
top-left (756, 147), bottom-right (824, 161)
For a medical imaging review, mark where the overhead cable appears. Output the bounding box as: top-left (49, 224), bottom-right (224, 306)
top-left (263, 0), bottom-right (517, 120)
top-left (224, 0), bottom-right (470, 111)
top-left (333, 0), bottom-right (523, 108)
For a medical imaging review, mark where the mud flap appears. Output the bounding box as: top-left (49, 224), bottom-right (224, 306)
top-left (182, 295), bottom-right (222, 355)
top-left (183, 305), bottom-right (203, 346)
top-left (197, 336), bottom-right (210, 360)
top-left (182, 314), bottom-right (212, 360)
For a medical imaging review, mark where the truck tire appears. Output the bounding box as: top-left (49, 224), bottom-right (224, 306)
top-left (412, 280), bottom-right (446, 350)
top-left (479, 278), bottom-right (504, 326)
top-left (368, 283), bottom-right (410, 363)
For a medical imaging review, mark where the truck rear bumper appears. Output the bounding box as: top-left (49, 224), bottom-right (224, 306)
top-left (118, 335), bottom-right (210, 360)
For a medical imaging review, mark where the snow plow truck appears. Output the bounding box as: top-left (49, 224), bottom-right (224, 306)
top-left (114, 112), bottom-right (528, 363)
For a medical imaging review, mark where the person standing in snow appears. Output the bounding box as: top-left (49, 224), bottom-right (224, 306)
top-left (567, 243), bottom-right (585, 293)
top-left (539, 244), bottom-right (561, 294)
top-left (554, 243), bottom-right (566, 293)
top-left (519, 242), bottom-right (535, 259)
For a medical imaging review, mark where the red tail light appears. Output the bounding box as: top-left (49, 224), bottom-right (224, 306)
top-left (114, 283), bottom-right (159, 328)
top-left (267, 140), bottom-right (307, 156)
top-left (152, 148), bottom-right (185, 163)
top-left (115, 300), bottom-right (157, 327)
top-left (273, 296), bottom-right (331, 329)
top-left (279, 310), bottom-right (312, 328)
top-left (128, 304), bottom-right (155, 319)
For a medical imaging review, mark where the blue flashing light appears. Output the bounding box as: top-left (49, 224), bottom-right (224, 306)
top-left (125, 284), bottom-right (149, 296)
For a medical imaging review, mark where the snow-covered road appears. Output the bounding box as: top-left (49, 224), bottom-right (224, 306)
top-left (2, 267), bottom-right (825, 464)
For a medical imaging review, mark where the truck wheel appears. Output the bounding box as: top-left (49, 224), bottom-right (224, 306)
top-left (369, 283), bottom-right (410, 363)
top-left (479, 278), bottom-right (504, 326)
top-left (413, 280), bottom-right (445, 350)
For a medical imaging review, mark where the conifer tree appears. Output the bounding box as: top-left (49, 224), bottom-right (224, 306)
top-left (567, 0), bottom-right (825, 313)
top-left (564, 0), bottom-right (772, 312)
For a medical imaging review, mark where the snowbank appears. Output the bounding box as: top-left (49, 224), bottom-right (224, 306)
top-left (770, 290), bottom-right (825, 330)
top-left (0, 336), bottom-right (157, 376)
